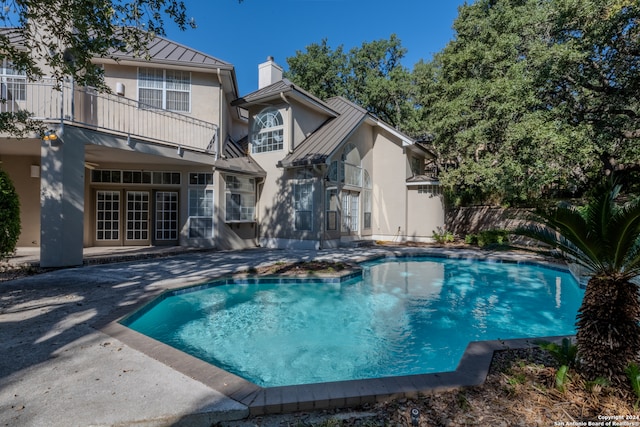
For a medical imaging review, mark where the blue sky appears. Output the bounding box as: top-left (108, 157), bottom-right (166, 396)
top-left (163, 0), bottom-right (469, 95)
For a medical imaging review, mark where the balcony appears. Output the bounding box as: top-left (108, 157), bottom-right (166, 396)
top-left (1, 79), bottom-right (219, 153)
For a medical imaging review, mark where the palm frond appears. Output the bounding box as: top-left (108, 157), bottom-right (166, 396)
top-left (514, 181), bottom-right (640, 280)
top-left (621, 235), bottom-right (640, 279)
top-left (611, 197), bottom-right (640, 273)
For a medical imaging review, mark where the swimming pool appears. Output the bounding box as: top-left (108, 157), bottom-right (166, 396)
top-left (122, 256), bottom-right (583, 387)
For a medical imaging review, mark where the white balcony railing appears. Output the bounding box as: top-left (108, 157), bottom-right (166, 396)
top-left (1, 79), bottom-right (219, 153)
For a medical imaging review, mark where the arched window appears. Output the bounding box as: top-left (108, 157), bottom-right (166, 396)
top-left (251, 108), bottom-right (284, 153)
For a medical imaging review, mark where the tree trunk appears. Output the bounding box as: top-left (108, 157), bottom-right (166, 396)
top-left (576, 275), bottom-right (640, 383)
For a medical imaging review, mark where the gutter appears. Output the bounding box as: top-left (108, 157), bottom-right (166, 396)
top-left (215, 68), bottom-right (224, 161)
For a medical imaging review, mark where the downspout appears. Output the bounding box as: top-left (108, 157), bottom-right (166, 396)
top-left (313, 163), bottom-right (324, 248)
top-left (280, 92), bottom-right (294, 153)
top-left (215, 68), bottom-right (224, 161)
top-left (255, 177), bottom-right (264, 247)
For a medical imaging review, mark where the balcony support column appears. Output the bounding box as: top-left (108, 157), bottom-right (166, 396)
top-left (39, 127), bottom-right (85, 268)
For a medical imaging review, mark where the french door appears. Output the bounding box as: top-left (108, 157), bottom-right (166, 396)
top-left (341, 191), bottom-right (359, 233)
top-left (154, 191), bottom-right (179, 243)
top-left (125, 191), bottom-right (150, 244)
top-left (96, 190), bottom-right (155, 245)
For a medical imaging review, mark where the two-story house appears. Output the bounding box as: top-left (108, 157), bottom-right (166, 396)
top-left (0, 30), bottom-right (265, 267)
top-left (0, 31), bottom-right (444, 268)
top-left (233, 57), bottom-right (444, 250)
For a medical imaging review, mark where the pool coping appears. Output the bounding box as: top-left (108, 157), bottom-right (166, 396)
top-left (99, 249), bottom-right (580, 417)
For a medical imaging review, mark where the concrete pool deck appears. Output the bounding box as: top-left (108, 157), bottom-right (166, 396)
top-left (1, 245), bottom-right (574, 426)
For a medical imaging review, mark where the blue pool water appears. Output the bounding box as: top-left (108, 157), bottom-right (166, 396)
top-left (123, 257), bottom-right (584, 387)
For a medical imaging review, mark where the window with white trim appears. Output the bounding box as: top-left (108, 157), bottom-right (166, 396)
top-left (326, 188), bottom-right (338, 231)
top-left (225, 175), bottom-right (255, 222)
top-left (188, 173), bottom-right (213, 238)
top-left (293, 180), bottom-right (313, 231)
top-left (91, 169), bottom-right (181, 185)
top-left (363, 170), bottom-right (372, 229)
top-left (417, 185), bottom-right (442, 195)
top-left (341, 191), bottom-right (359, 232)
top-left (138, 68), bottom-right (191, 112)
top-left (342, 143), bottom-right (362, 187)
top-left (251, 108), bottom-right (284, 153)
top-left (1, 60), bottom-right (26, 102)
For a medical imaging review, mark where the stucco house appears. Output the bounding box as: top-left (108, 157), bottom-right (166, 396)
top-left (234, 58), bottom-right (444, 250)
top-left (0, 30), bottom-right (444, 267)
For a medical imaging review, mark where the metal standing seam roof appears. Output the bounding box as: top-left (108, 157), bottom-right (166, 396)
top-left (231, 80), bottom-right (293, 106)
top-left (0, 27), bottom-right (26, 49)
top-left (278, 96), bottom-right (369, 167)
top-left (108, 31), bottom-right (232, 69)
top-left (214, 136), bottom-right (266, 177)
top-left (0, 26), bottom-right (232, 70)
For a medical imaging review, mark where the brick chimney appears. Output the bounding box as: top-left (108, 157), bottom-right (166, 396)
top-left (258, 56), bottom-right (283, 89)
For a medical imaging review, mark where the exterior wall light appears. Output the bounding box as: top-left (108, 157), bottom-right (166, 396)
top-left (42, 128), bottom-right (63, 146)
top-left (42, 130), bottom-right (59, 141)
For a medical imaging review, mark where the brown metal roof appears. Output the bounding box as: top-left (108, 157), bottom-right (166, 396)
top-left (278, 97), bottom-right (368, 167)
top-left (0, 26), bottom-right (232, 70)
top-left (109, 30), bottom-right (232, 69)
top-left (0, 28), bottom-right (26, 49)
top-left (214, 135), bottom-right (266, 177)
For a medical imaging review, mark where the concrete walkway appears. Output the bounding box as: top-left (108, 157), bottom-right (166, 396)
top-left (0, 245), bottom-right (567, 426)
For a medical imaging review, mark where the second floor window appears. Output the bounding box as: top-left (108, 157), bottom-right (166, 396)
top-left (1, 60), bottom-right (26, 102)
top-left (138, 68), bottom-right (191, 112)
top-left (251, 108), bottom-right (283, 153)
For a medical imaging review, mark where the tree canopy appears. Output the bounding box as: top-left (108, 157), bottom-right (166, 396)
top-left (285, 34), bottom-right (415, 131)
top-left (0, 0), bottom-right (196, 89)
top-left (420, 0), bottom-right (639, 205)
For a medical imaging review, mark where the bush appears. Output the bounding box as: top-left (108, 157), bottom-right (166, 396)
top-left (0, 168), bottom-right (21, 259)
top-left (432, 227), bottom-right (455, 244)
top-left (465, 230), bottom-right (510, 247)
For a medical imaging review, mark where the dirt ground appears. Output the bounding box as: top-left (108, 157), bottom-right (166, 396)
top-left (222, 348), bottom-right (640, 426)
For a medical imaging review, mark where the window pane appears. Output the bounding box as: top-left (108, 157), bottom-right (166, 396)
top-left (294, 182), bottom-right (313, 231)
top-left (139, 88), bottom-right (163, 108)
top-left (6, 78), bottom-right (25, 101)
top-left (251, 108), bottom-right (284, 154)
top-left (188, 188), bottom-right (214, 238)
top-left (138, 68), bottom-right (164, 88)
top-left (295, 211), bottom-right (312, 231)
top-left (166, 90), bottom-right (189, 112)
top-left (165, 70), bottom-right (190, 91)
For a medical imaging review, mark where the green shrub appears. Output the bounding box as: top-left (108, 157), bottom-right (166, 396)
top-left (432, 227), bottom-right (455, 244)
top-left (626, 363), bottom-right (640, 409)
top-left (0, 168), bottom-right (21, 259)
top-left (478, 230), bottom-right (510, 246)
top-left (464, 230), bottom-right (510, 247)
top-left (537, 338), bottom-right (578, 367)
top-left (464, 230), bottom-right (509, 247)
